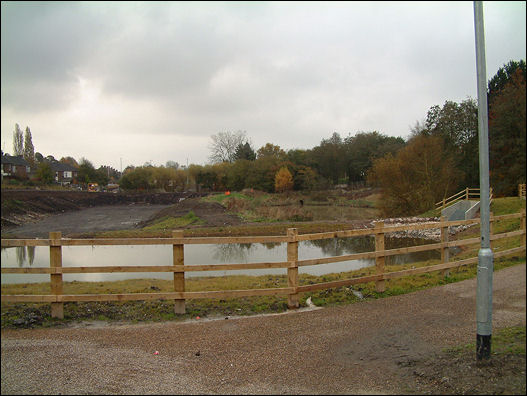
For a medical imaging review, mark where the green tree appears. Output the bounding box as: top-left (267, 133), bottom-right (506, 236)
top-left (246, 155), bottom-right (281, 192)
top-left (293, 166), bottom-right (318, 191)
top-left (420, 98), bottom-right (479, 189)
top-left (34, 152), bottom-right (44, 163)
top-left (226, 159), bottom-right (252, 191)
top-left (23, 127), bottom-right (35, 166)
top-left (344, 131), bottom-right (405, 183)
top-left (78, 158), bottom-right (109, 185)
top-left (488, 60), bottom-right (526, 104)
top-left (13, 124), bottom-right (23, 156)
top-left (311, 132), bottom-right (347, 185)
top-left (119, 166), bottom-right (155, 190)
top-left (35, 162), bottom-right (53, 184)
top-left (286, 149), bottom-right (313, 168)
top-left (233, 142), bottom-right (256, 161)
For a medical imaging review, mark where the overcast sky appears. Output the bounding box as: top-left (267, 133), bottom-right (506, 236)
top-left (1, 1), bottom-right (526, 171)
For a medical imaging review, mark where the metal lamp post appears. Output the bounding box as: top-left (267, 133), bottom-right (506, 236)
top-left (473, 0), bottom-right (494, 361)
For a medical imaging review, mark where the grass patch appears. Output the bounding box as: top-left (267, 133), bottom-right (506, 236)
top-left (446, 325), bottom-right (526, 356)
top-left (201, 189), bottom-right (382, 223)
top-left (203, 192), bottom-right (254, 205)
top-left (491, 197), bottom-right (526, 216)
top-left (142, 211), bottom-right (205, 230)
top-left (2, 251), bottom-right (524, 328)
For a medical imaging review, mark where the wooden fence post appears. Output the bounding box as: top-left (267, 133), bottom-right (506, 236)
top-left (49, 231), bottom-right (63, 319)
top-left (172, 230), bottom-right (185, 314)
top-left (440, 217), bottom-right (450, 277)
top-left (374, 221), bottom-right (385, 293)
top-left (287, 228), bottom-right (299, 309)
top-left (521, 209), bottom-right (526, 247)
top-left (465, 187), bottom-right (469, 200)
top-left (489, 212), bottom-right (494, 249)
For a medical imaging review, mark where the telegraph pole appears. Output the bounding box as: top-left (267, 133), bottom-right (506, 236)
top-left (474, 0), bottom-right (494, 361)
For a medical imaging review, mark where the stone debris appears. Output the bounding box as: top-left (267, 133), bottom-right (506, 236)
top-left (370, 217), bottom-right (476, 241)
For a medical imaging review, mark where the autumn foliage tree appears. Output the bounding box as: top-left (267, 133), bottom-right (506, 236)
top-left (274, 167), bottom-right (294, 193)
top-left (488, 63), bottom-right (526, 196)
top-left (368, 135), bottom-right (462, 216)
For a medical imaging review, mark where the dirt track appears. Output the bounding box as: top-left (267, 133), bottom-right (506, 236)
top-left (1, 264), bottom-right (525, 394)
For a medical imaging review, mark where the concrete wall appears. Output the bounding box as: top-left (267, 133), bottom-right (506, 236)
top-left (441, 200), bottom-right (480, 221)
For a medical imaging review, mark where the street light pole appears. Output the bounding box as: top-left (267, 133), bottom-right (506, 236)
top-left (473, 0), bottom-right (494, 361)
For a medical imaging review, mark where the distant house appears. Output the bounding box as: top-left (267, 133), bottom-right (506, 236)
top-left (1, 154), bottom-right (31, 180)
top-left (49, 161), bottom-right (79, 185)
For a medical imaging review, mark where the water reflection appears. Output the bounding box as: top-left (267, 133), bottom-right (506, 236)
top-left (27, 246), bottom-right (35, 266)
top-left (305, 236), bottom-right (373, 256)
top-left (1, 236), bottom-right (455, 284)
top-left (212, 242), bottom-right (285, 262)
top-left (11, 246), bottom-right (36, 267)
top-left (213, 243), bottom-right (255, 262)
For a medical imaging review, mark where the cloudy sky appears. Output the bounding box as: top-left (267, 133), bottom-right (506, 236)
top-left (1, 1), bottom-right (525, 171)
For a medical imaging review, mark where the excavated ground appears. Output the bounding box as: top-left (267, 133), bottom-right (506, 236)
top-left (1, 189), bottom-right (200, 228)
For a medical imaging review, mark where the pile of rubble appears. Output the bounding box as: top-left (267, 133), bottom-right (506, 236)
top-left (371, 217), bottom-right (476, 241)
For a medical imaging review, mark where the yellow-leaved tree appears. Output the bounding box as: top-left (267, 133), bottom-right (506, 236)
top-left (274, 167), bottom-right (293, 193)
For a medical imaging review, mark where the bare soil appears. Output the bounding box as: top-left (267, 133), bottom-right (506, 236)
top-left (1, 189), bottom-right (201, 229)
top-left (137, 197), bottom-right (244, 228)
top-left (1, 190), bottom-right (244, 238)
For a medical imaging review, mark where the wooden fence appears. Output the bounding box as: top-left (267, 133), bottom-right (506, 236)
top-left (1, 210), bottom-right (525, 319)
top-left (520, 184), bottom-right (526, 200)
top-left (435, 187), bottom-right (493, 210)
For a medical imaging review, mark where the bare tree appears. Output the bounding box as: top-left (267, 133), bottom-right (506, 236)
top-left (208, 130), bottom-right (248, 163)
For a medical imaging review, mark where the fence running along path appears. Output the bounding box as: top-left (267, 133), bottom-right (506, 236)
top-left (1, 210), bottom-right (525, 319)
top-left (435, 187), bottom-right (493, 210)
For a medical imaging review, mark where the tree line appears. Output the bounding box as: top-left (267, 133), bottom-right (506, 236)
top-left (6, 60), bottom-right (525, 216)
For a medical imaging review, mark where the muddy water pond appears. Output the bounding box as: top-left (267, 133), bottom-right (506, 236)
top-left (1, 236), bottom-right (458, 284)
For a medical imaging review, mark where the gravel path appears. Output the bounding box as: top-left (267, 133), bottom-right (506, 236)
top-left (2, 264), bottom-right (525, 395)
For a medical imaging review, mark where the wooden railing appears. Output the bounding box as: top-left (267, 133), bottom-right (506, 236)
top-left (1, 210), bottom-right (525, 319)
top-left (435, 187), bottom-right (493, 210)
top-left (520, 184), bottom-right (526, 200)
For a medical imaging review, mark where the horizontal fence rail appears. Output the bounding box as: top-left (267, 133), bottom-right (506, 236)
top-left (435, 187), bottom-right (493, 210)
top-left (1, 210), bottom-right (525, 319)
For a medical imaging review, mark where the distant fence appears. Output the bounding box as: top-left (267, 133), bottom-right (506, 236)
top-left (1, 210), bottom-right (525, 319)
top-left (435, 187), bottom-right (493, 210)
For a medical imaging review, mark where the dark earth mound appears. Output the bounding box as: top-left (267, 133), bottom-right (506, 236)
top-left (138, 197), bottom-right (243, 228)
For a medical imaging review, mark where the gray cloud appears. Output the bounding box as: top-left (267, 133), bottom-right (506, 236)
top-left (1, 1), bottom-right (525, 169)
